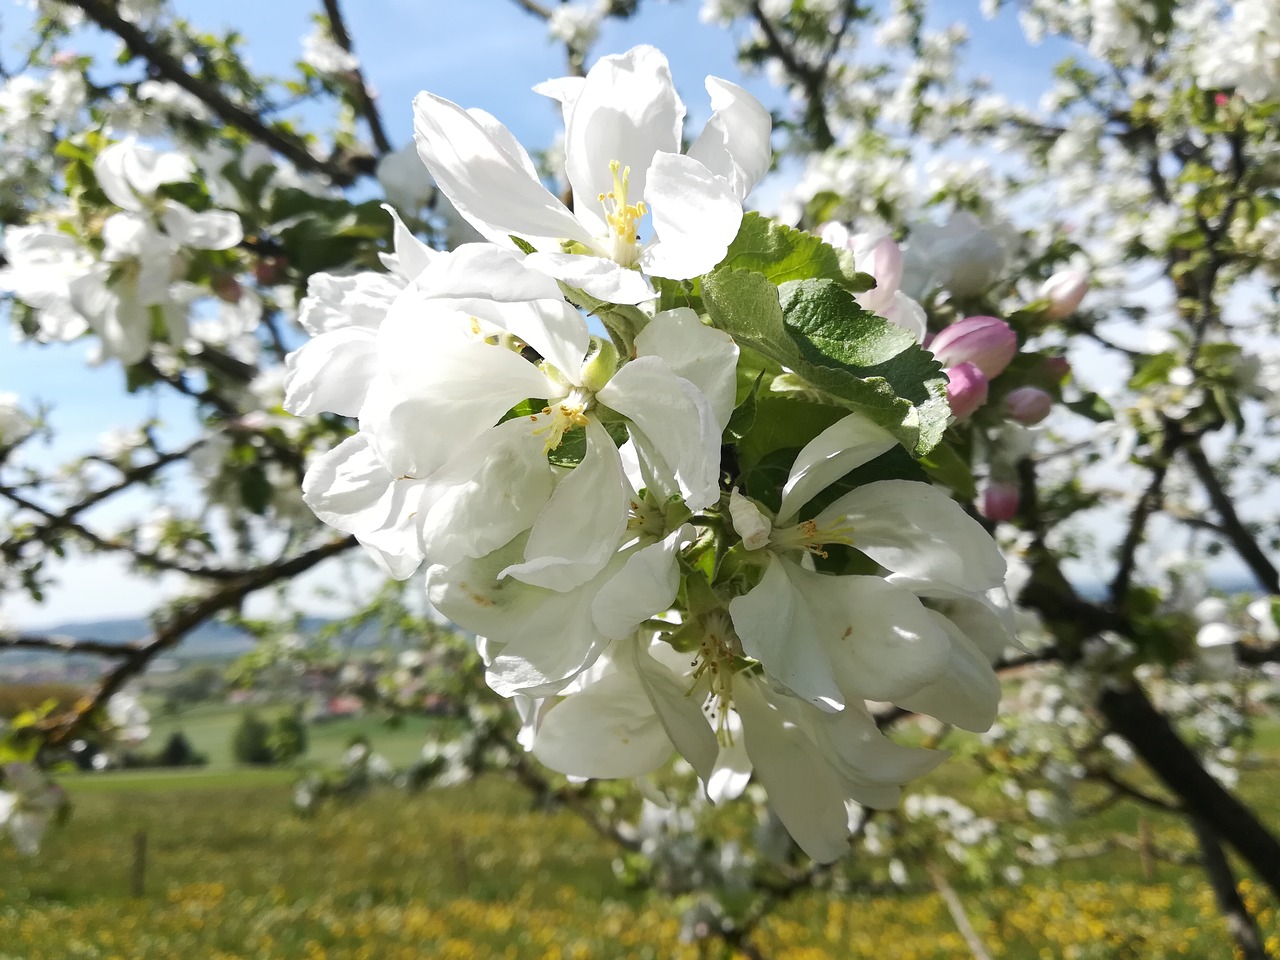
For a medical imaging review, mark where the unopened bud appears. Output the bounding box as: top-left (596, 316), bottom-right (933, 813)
top-left (930, 316), bottom-right (1017, 379)
top-left (1040, 270), bottom-right (1088, 319)
top-left (980, 479), bottom-right (1019, 522)
top-left (1042, 355), bottom-right (1071, 381)
top-left (1004, 386), bottom-right (1053, 425)
top-left (945, 362), bottom-right (989, 420)
top-left (211, 273), bottom-right (243, 304)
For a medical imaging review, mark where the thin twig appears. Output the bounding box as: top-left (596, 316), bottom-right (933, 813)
top-left (320, 0), bottom-right (392, 155)
top-left (57, 0), bottom-right (373, 185)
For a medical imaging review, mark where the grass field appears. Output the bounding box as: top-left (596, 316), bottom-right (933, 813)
top-left (144, 701), bottom-right (447, 769)
top-left (1, 706), bottom-right (1278, 959)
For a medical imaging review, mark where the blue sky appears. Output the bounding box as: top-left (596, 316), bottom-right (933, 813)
top-left (1, 0), bottom-right (1072, 627)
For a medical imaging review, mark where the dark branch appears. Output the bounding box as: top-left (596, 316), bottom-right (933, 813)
top-left (1183, 442), bottom-right (1280, 594)
top-left (57, 0), bottom-right (373, 185)
top-left (320, 0), bottom-right (393, 155)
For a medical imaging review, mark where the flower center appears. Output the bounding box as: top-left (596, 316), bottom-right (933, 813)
top-left (769, 517), bottom-right (857, 560)
top-left (691, 612), bottom-right (741, 746)
top-left (528, 387), bottom-right (592, 453)
top-left (598, 159), bottom-right (646, 269)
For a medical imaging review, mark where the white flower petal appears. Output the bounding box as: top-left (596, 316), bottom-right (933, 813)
top-left (284, 326), bottom-right (377, 417)
top-left (414, 242), bottom-right (563, 303)
top-left (524, 251), bottom-right (656, 305)
top-left (630, 637), bottom-right (719, 783)
top-left (816, 480), bottom-right (1006, 592)
top-left (639, 153), bottom-right (741, 280)
top-left (379, 203), bottom-right (436, 282)
top-left (735, 680), bottom-right (851, 864)
top-left (591, 524), bottom-right (693, 640)
top-left (777, 413), bottom-right (898, 522)
top-left (598, 356), bottom-right (721, 510)
top-left (417, 417), bottom-right (555, 565)
top-left (161, 201), bottom-right (242, 250)
top-left (563, 45), bottom-right (684, 236)
top-left (793, 570), bottom-right (950, 703)
top-left (896, 611), bottom-right (1001, 731)
top-left (413, 92), bottom-right (590, 249)
top-left (728, 556), bottom-right (844, 710)
top-left (533, 665), bottom-right (675, 779)
top-left (634, 307), bottom-right (739, 431)
top-left (501, 419), bottom-right (629, 592)
top-left (686, 77), bottom-right (772, 202)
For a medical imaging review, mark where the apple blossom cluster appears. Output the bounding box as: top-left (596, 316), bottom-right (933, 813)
top-left (0, 137), bottom-right (253, 366)
top-left (285, 44), bottom-right (1015, 861)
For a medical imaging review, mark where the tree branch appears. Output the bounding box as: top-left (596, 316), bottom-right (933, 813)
top-left (1190, 816), bottom-right (1273, 960)
top-left (57, 0), bottom-right (374, 185)
top-left (1183, 442), bottom-right (1280, 594)
top-left (320, 0), bottom-right (393, 155)
top-left (39, 535), bottom-right (356, 743)
top-left (0, 633), bottom-right (138, 658)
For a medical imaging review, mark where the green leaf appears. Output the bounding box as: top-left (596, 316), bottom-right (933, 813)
top-left (508, 235), bottom-right (537, 255)
top-left (735, 396), bottom-right (846, 468)
top-left (920, 441), bottom-right (977, 500)
top-left (719, 211), bottom-right (871, 291)
top-left (725, 374), bottom-right (761, 444)
top-left (779, 279), bottom-right (951, 454)
top-left (1065, 392), bottom-right (1115, 423)
top-left (703, 270), bottom-right (950, 455)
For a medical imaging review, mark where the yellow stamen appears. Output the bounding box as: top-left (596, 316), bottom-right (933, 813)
top-left (598, 160), bottom-right (646, 268)
top-left (530, 393), bottom-right (590, 453)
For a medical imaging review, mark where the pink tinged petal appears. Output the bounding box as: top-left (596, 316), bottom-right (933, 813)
top-left (598, 356), bottom-right (722, 510)
top-left (160, 202), bottom-right (242, 250)
top-left (524, 251), bottom-right (655, 306)
top-left (728, 556), bottom-right (844, 711)
top-left (563, 44), bottom-right (685, 235)
top-left (414, 243), bottom-right (563, 303)
top-left (777, 413), bottom-right (898, 522)
top-left (629, 638), bottom-right (719, 783)
top-left (591, 524), bottom-right (694, 640)
top-left (283, 327), bottom-right (377, 417)
top-left (815, 480), bottom-right (1006, 592)
top-left (501, 419), bottom-right (629, 592)
top-left (533, 667), bottom-right (675, 779)
top-left (634, 307), bottom-right (740, 432)
top-left (412, 92), bottom-right (590, 249)
top-left (792, 569), bottom-right (950, 703)
top-left (417, 418), bottom-right (555, 565)
top-left (639, 153), bottom-right (742, 281)
top-left (896, 611), bottom-right (1001, 732)
top-left (883, 291), bottom-right (928, 343)
top-left (686, 76), bottom-right (772, 202)
top-left (379, 203), bottom-right (436, 282)
top-left (734, 680), bottom-right (851, 864)
top-left (945, 362), bottom-right (988, 420)
top-left (929, 316), bottom-right (1016, 378)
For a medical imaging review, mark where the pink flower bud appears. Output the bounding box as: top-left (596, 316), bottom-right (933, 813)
top-left (981, 480), bottom-right (1020, 522)
top-left (1042, 355), bottom-right (1071, 381)
top-left (51, 51), bottom-right (77, 67)
top-left (930, 316), bottom-right (1017, 378)
top-left (1004, 386), bottom-right (1053, 425)
top-left (1214, 92), bottom-right (1230, 107)
top-left (1039, 269), bottom-right (1088, 319)
top-left (945, 362), bottom-right (989, 420)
